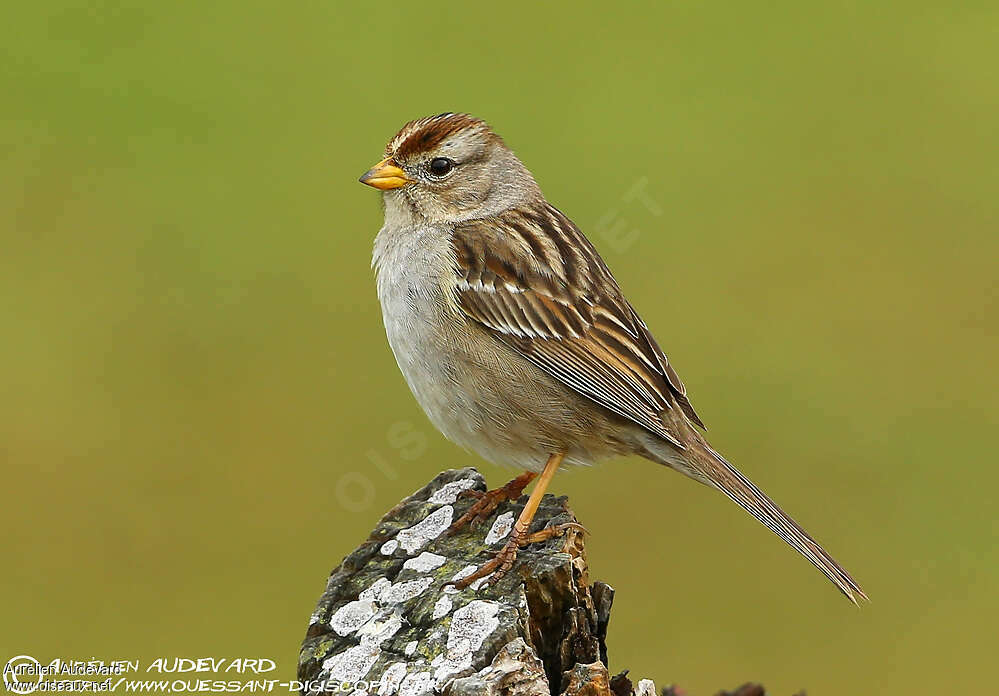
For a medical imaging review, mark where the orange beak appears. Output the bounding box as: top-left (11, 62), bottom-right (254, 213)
top-left (359, 157), bottom-right (410, 190)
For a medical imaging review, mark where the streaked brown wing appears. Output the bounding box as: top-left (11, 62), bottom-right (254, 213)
top-left (451, 203), bottom-right (704, 449)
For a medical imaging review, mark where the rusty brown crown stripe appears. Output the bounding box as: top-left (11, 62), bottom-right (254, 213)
top-left (392, 113), bottom-right (491, 159)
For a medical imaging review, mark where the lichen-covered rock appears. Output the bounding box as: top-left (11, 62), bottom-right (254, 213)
top-left (299, 468), bottom-right (605, 696)
top-left (443, 639), bottom-right (549, 696)
top-left (300, 467), bottom-right (782, 696)
top-left (559, 663), bottom-right (611, 696)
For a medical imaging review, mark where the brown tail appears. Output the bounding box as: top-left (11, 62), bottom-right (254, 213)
top-left (692, 443), bottom-right (867, 604)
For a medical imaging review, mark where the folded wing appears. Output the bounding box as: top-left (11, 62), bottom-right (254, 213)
top-left (451, 203), bottom-right (704, 449)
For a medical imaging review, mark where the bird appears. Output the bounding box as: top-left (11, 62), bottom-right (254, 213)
top-left (359, 112), bottom-right (866, 602)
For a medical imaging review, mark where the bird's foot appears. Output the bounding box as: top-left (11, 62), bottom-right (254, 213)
top-left (450, 522), bottom-right (587, 589)
top-left (518, 521), bottom-right (587, 547)
top-left (447, 472), bottom-right (536, 534)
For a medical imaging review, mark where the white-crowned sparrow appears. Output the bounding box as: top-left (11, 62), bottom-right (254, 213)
top-left (361, 113), bottom-right (865, 602)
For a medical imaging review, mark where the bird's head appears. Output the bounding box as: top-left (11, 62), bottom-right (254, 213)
top-left (359, 113), bottom-right (540, 224)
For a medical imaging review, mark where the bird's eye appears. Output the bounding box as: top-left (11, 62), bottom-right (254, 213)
top-left (427, 157), bottom-right (455, 177)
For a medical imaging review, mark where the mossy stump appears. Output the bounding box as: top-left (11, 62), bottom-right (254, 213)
top-left (299, 468), bottom-right (786, 696)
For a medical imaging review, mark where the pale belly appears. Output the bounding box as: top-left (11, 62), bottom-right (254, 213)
top-left (373, 223), bottom-right (638, 471)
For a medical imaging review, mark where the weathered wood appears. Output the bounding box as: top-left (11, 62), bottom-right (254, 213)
top-left (300, 468), bottom-right (791, 696)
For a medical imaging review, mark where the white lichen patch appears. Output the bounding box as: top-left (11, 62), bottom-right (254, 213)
top-left (404, 641), bottom-right (418, 656)
top-left (635, 679), bottom-right (657, 696)
top-left (380, 577), bottom-right (435, 604)
top-left (432, 600), bottom-right (501, 687)
top-left (431, 643), bottom-right (471, 688)
top-left (356, 610), bottom-right (403, 646)
top-left (431, 595), bottom-right (452, 620)
top-left (402, 552), bottom-right (446, 573)
top-left (380, 539), bottom-right (399, 555)
top-left (377, 663), bottom-right (408, 696)
top-left (360, 577), bottom-right (391, 602)
top-left (397, 671), bottom-right (432, 696)
top-left (484, 512), bottom-right (514, 545)
top-left (396, 506), bottom-right (453, 553)
top-left (321, 643), bottom-right (380, 683)
top-left (427, 478), bottom-right (477, 504)
top-left (444, 565), bottom-right (490, 593)
top-left (330, 599), bottom-right (378, 636)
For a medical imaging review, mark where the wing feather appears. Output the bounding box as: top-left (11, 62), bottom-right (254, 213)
top-left (452, 202), bottom-right (705, 446)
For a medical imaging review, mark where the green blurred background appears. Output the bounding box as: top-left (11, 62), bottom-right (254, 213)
top-left (3, 1), bottom-right (997, 693)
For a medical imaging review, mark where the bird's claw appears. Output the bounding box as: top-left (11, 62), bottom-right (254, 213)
top-left (452, 520), bottom-right (584, 590)
top-left (447, 472), bottom-right (536, 535)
